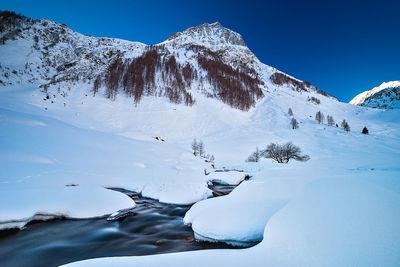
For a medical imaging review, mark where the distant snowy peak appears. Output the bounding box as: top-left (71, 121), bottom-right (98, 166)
top-left (163, 22), bottom-right (246, 48)
top-left (350, 81), bottom-right (400, 109)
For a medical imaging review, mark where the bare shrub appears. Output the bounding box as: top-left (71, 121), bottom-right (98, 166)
top-left (261, 142), bottom-right (310, 163)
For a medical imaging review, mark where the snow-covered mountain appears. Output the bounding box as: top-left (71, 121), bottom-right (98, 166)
top-left (350, 81), bottom-right (400, 109)
top-left (0, 11), bottom-right (337, 111)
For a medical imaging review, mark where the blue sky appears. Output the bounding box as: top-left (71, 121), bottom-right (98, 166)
top-left (2, 0), bottom-right (399, 101)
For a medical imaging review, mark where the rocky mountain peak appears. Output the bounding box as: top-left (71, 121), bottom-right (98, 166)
top-left (163, 22), bottom-right (246, 48)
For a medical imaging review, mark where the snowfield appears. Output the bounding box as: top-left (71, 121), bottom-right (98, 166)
top-left (2, 83), bottom-right (399, 266)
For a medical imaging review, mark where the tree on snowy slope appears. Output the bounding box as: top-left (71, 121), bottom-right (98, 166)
top-left (261, 142), bottom-right (310, 163)
top-left (315, 111), bottom-right (324, 124)
top-left (191, 139), bottom-right (199, 156)
top-left (198, 140), bottom-right (205, 157)
top-left (209, 155), bottom-right (215, 163)
top-left (327, 115), bottom-right (335, 126)
top-left (192, 139), bottom-right (206, 157)
top-left (341, 120), bottom-right (350, 132)
top-left (92, 76), bottom-right (101, 96)
top-left (291, 118), bottom-right (299, 129)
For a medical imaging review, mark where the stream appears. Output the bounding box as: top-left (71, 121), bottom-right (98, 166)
top-left (0, 184), bottom-right (242, 267)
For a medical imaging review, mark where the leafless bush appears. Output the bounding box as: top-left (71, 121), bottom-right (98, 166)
top-left (261, 142), bottom-right (310, 163)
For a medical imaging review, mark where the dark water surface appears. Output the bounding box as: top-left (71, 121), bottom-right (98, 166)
top-left (0, 188), bottom-right (239, 267)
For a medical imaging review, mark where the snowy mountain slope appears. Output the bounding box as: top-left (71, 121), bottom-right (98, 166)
top-left (350, 81), bottom-right (400, 109)
top-left (0, 13), bottom-right (145, 90)
top-left (0, 11), bottom-right (337, 112)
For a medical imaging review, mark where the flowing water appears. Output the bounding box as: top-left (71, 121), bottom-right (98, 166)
top-left (0, 185), bottom-right (241, 267)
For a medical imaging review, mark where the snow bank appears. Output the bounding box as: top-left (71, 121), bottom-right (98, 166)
top-left (141, 178), bottom-right (213, 205)
top-left (64, 177), bottom-right (400, 267)
top-left (208, 171), bottom-right (247, 185)
top-left (0, 185), bottom-right (135, 230)
top-left (259, 177), bottom-right (400, 266)
top-left (184, 176), bottom-right (310, 245)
